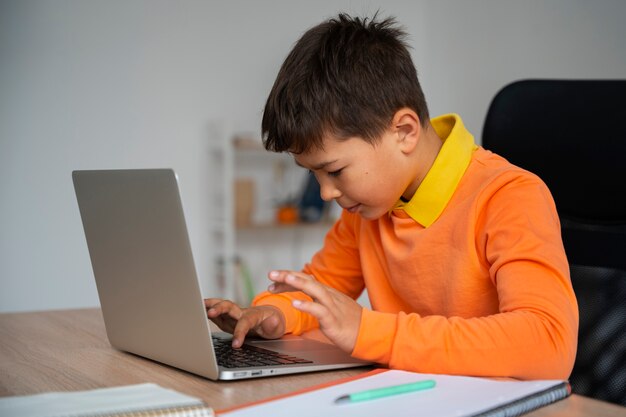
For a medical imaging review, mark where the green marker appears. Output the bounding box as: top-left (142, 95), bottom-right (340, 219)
top-left (334, 379), bottom-right (436, 404)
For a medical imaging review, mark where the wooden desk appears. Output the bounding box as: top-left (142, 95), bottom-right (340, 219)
top-left (0, 308), bottom-right (624, 416)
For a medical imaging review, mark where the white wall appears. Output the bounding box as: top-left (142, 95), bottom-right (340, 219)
top-left (1, 0), bottom-right (625, 312)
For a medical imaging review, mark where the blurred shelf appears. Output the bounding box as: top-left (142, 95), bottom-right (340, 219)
top-left (236, 220), bottom-right (336, 231)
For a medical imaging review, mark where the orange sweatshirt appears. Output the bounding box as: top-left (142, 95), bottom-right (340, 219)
top-left (253, 114), bottom-right (578, 380)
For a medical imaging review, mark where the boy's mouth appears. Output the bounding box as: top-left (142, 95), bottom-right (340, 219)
top-left (345, 203), bottom-right (361, 213)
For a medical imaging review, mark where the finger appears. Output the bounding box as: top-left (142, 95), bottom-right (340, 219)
top-left (267, 270), bottom-right (296, 284)
top-left (267, 270), bottom-right (304, 293)
top-left (291, 299), bottom-right (328, 321)
top-left (268, 271), bottom-right (316, 291)
top-left (205, 304), bottom-right (239, 333)
top-left (268, 270), bottom-right (294, 279)
top-left (204, 298), bottom-right (223, 309)
top-left (208, 316), bottom-right (237, 334)
top-left (282, 273), bottom-right (331, 304)
top-left (267, 282), bottom-right (299, 293)
top-left (231, 314), bottom-right (259, 348)
top-left (206, 300), bottom-right (242, 320)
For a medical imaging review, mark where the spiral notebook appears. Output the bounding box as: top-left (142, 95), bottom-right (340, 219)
top-left (217, 369), bottom-right (570, 417)
top-left (0, 383), bottom-right (214, 417)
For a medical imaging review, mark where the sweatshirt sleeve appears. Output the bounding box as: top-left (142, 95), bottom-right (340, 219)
top-left (253, 211), bottom-right (365, 335)
top-left (351, 176), bottom-right (579, 380)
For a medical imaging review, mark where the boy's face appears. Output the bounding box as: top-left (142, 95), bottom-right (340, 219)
top-left (293, 130), bottom-right (412, 220)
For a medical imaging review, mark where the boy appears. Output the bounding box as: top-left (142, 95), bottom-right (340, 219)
top-left (205, 13), bottom-right (578, 379)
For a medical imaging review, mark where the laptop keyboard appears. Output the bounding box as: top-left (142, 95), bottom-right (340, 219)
top-left (212, 337), bottom-right (313, 368)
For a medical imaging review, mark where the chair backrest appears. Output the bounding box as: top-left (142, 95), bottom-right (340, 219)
top-left (482, 79), bottom-right (626, 406)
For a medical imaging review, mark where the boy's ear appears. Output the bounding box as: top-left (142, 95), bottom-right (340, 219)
top-left (392, 108), bottom-right (421, 154)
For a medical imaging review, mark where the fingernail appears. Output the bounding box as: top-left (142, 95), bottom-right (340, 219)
top-left (292, 300), bottom-right (302, 307)
top-left (268, 284), bottom-right (276, 292)
top-left (286, 274), bottom-right (296, 282)
top-left (269, 271), bottom-right (279, 278)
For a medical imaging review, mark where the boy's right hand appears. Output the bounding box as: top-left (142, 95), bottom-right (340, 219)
top-left (204, 298), bottom-right (286, 348)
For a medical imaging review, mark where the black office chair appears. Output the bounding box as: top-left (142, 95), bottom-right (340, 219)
top-left (482, 79), bottom-right (626, 406)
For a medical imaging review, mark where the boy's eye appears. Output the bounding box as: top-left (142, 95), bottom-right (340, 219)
top-left (328, 169), bottom-right (343, 178)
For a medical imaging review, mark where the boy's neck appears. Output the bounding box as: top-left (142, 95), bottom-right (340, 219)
top-left (402, 120), bottom-right (443, 201)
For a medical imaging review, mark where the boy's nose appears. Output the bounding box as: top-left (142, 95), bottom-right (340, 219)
top-left (319, 181), bottom-right (341, 202)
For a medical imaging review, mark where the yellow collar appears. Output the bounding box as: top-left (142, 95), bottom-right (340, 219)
top-left (393, 114), bottom-right (477, 227)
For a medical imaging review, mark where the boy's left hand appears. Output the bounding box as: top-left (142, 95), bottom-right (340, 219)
top-left (267, 270), bottom-right (362, 353)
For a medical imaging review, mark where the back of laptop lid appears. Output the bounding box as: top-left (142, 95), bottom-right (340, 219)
top-left (72, 169), bottom-right (219, 379)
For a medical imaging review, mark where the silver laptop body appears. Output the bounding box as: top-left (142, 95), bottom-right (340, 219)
top-left (72, 169), bottom-right (371, 380)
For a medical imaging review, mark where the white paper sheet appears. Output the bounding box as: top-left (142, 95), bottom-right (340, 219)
top-left (218, 370), bottom-right (567, 417)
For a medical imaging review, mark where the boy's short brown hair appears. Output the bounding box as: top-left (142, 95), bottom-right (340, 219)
top-left (262, 13), bottom-right (429, 154)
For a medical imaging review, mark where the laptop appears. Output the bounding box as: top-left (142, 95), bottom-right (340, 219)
top-left (72, 168), bottom-right (371, 380)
